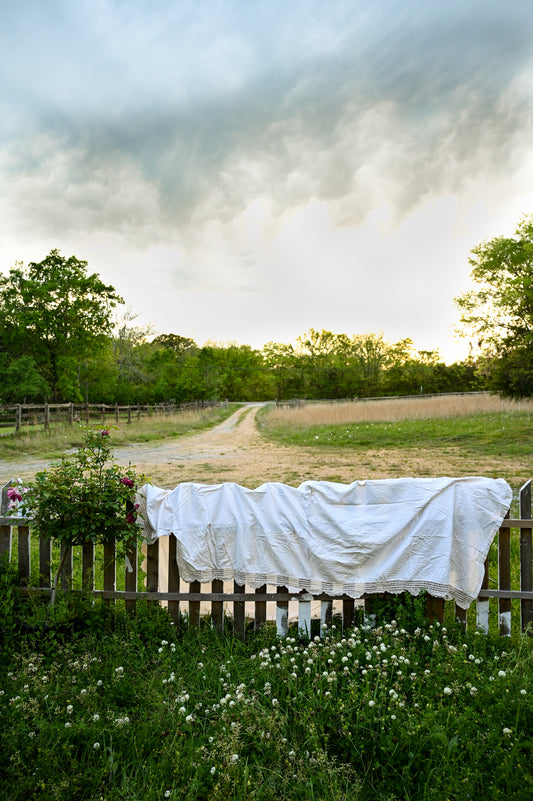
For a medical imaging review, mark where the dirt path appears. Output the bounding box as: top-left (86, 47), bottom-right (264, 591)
top-left (2, 402), bottom-right (525, 489)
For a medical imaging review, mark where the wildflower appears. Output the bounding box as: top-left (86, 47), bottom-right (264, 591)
top-left (115, 666), bottom-right (124, 675)
top-left (66, 704), bottom-right (74, 714)
top-left (210, 766), bottom-right (216, 775)
top-left (470, 687), bottom-right (478, 696)
top-left (99, 429), bottom-right (110, 437)
top-left (231, 754), bottom-right (239, 763)
top-left (503, 727), bottom-right (512, 737)
top-left (443, 687), bottom-right (452, 695)
top-left (65, 721), bottom-right (72, 728)
top-left (498, 670), bottom-right (507, 678)
top-left (120, 477), bottom-right (135, 488)
top-left (520, 689), bottom-right (527, 695)
top-left (93, 742), bottom-right (101, 750)
top-left (368, 700), bottom-right (375, 707)
top-left (92, 714), bottom-right (100, 722)
top-left (164, 792), bottom-right (171, 799)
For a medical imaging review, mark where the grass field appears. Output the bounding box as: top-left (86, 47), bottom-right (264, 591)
top-left (0, 404), bottom-right (238, 462)
top-left (259, 395), bottom-right (533, 461)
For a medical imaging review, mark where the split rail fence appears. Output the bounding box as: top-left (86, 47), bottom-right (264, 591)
top-left (1, 480), bottom-right (532, 639)
top-left (0, 400), bottom-right (219, 433)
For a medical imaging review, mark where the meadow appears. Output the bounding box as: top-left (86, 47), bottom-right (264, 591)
top-left (2, 393), bottom-right (533, 800)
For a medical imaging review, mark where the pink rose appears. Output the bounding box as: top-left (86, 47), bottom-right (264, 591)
top-left (120, 477), bottom-right (134, 488)
top-left (7, 487), bottom-right (22, 503)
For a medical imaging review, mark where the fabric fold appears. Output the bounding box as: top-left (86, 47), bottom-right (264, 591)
top-left (136, 476), bottom-right (512, 608)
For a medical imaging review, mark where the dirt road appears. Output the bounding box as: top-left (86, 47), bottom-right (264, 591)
top-left (2, 402), bottom-right (523, 489)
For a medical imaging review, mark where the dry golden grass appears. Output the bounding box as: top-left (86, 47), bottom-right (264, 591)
top-left (266, 394), bottom-right (533, 428)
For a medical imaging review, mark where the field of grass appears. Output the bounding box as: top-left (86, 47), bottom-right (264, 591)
top-left (259, 395), bottom-right (533, 462)
top-left (0, 405), bottom-right (238, 462)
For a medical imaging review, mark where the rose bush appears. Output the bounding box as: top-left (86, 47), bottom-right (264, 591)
top-left (17, 427), bottom-right (149, 601)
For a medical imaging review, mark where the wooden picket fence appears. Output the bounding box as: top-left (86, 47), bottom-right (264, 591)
top-left (0, 400), bottom-right (219, 432)
top-left (1, 480), bottom-right (532, 638)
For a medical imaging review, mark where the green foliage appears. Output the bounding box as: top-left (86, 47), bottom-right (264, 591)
top-left (456, 213), bottom-right (533, 396)
top-left (17, 428), bottom-right (148, 551)
top-left (0, 249), bottom-right (123, 402)
top-left (1, 611), bottom-right (533, 800)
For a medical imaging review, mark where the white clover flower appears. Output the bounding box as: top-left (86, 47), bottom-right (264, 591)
top-left (93, 742), bottom-right (101, 750)
top-left (470, 687), bottom-right (478, 696)
top-left (231, 754), bottom-right (239, 763)
top-left (443, 687), bottom-right (452, 695)
top-left (368, 700), bottom-right (375, 707)
top-left (66, 704), bottom-right (74, 714)
top-left (498, 670), bottom-right (507, 678)
top-left (97, 680), bottom-right (103, 687)
top-left (210, 767), bottom-right (216, 775)
top-left (503, 727), bottom-right (512, 737)
top-left (164, 791), bottom-right (171, 798)
top-left (92, 714), bottom-right (100, 722)
top-left (65, 721), bottom-right (72, 728)
top-left (115, 666), bottom-right (124, 674)
top-left (272, 698), bottom-right (279, 707)
top-left (520, 689), bottom-right (527, 695)
top-left (288, 750), bottom-right (296, 759)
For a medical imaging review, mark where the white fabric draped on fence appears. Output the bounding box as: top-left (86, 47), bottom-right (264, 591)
top-left (136, 476), bottom-right (512, 608)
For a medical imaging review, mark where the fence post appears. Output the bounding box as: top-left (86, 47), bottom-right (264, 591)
top-left (16, 404), bottom-right (22, 432)
top-left (44, 403), bottom-right (50, 429)
top-left (167, 535), bottom-right (180, 626)
top-left (82, 540), bottom-right (95, 592)
top-left (0, 524), bottom-right (12, 573)
top-left (276, 585), bottom-right (289, 637)
top-left (17, 524), bottom-right (31, 586)
top-left (520, 480), bottom-right (533, 632)
top-left (476, 557), bottom-right (490, 634)
top-left (146, 540), bottom-right (159, 606)
top-left (498, 513), bottom-right (512, 636)
top-left (298, 593), bottom-right (312, 638)
top-left (233, 581), bottom-right (246, 640)
top-left (60, 543), bottom-right (73, 590)
top-left (211, 579), bottom-right (224, 631)
top-left (39, 537), bottom-right (52, 588)
top-left (254, 584), bottom-right (267, 631)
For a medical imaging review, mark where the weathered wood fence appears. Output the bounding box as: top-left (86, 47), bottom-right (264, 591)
top-left (0, 400), bottom-right (220, 433)
top-left (1, 480), bottom-right (531, 639)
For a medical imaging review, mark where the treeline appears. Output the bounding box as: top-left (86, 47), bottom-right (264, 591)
top-left (0, 250), bottom-right (484, 405)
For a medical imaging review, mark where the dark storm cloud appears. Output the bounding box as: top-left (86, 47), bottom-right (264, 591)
top-left (2, 0), bottom-right (533, 245)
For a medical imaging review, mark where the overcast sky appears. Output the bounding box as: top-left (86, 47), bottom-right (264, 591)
top-left (2, 0), bottom-right (533, 362)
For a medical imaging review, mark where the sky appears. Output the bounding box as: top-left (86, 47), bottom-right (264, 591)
top-left (2, 1), bottom-right (533, 363)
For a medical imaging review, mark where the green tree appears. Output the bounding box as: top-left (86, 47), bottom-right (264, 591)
top-left (455, 214), bottom-right (533, 395)
top-left (0, 249), bottom-right (123, 401)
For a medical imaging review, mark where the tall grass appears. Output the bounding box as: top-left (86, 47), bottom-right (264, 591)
top-left (264, 394), bottom-right (533, 429)
top-left (0, 405), bottom-right (238, 461)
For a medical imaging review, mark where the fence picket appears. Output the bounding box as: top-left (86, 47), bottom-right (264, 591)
top-left (39, 537), bottom-right (52, 588)
top-left (82, 540), bottom-right (95, 591)
top-left (276, 585), bottom-right (289, 637)
top-left (125, 540), bottom-right (138, 614)
top-left (17, 525), bottom-right (31, 586)
top-left (233, 581), bottom-right (246, 639)
top-left (211, 579), bottom-right (224, 631)
top-left (498, 513), bottom-right (512, 636)
top-left (476, 557), bottom-right (490, 634)
top-left (520, 481), bottom-right (533, 632)
top-left (166, 535), bottom-right (180, 625)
